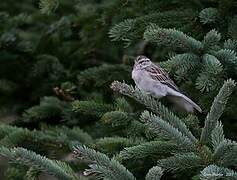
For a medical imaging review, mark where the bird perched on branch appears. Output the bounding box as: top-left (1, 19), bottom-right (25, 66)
top-left (132, 55), bottom-right (202, 113)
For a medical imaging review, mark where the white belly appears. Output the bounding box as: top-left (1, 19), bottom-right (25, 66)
top-left (132, 69), bottom-right (167, 98)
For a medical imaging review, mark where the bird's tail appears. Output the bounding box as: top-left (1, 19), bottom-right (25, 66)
top-left (182, 94), bottom-right (202, 113)
top-left (168, 94), bottom-right (202, 113)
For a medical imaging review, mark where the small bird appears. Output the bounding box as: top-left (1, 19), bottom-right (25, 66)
top-left (132, 55), bottom-right (202, 113)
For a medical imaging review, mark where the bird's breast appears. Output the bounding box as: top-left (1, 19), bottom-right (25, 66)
top-left (132, 68), bottom-right (167, 98)
top-left (132, 69), bottom-right (152, 89)
top-left (132, 69), bottom-right (142, 83)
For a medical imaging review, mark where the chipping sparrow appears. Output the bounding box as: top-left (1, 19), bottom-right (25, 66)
top-left (132, 55), bottom-right (202, 113)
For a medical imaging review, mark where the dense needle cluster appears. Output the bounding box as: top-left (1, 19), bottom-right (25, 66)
top-left (0, 0), bottom-right (237, 180)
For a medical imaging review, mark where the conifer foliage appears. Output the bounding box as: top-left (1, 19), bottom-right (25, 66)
top-left (0, 0), bottom-right (237, 180)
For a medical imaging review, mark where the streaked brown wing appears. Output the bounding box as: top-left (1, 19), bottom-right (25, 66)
top-left (145, 63), bottom-right (180, 92)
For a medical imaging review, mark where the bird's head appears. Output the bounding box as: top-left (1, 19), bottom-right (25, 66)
top-left (134, 55), bottom-right (152, 69)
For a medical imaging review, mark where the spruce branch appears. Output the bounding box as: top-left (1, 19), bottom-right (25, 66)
top-left (200, 165), bottom-right (237, 179)
top-left (200, 79), bottom-right (236, 144)
top-left (8, 13), bottom-right (32, 27)
top-left (202, 30), bottom-right (221, 52)
top-left (109, 10), bottom-right (195, 46)
top-left (144, 24), bottom-right (203, 53)
top-left (72, 100), bottom-right (114, 118)
top-left (101, 110), bottom-right (155, 138)
top-left (223, 39), bottom-right (237, 51)
top-left (109, 19), bottom-right (135, 46)
top-left (50, 126), bottom-right (93, 146)
top-left (0, 147), bottom-right (78, 180)
top-left (73, 145), bottom-right (136, 180)
top-left (111, 81), bottom-right (196, 142)
top-left (96, 137), bottom-right (143, 154)
top-left (31, 55), bottom-right (67, 79)
top-left (199, 8), bottom-right (219, 24)
top-left (228, 16), bottom-right (237, 39)
top-left (145, 166), bottom-right (164, 180)
top-left (118, 141), bottom-right (181, 162)
top-left (0, 124), bottom-right (18, 138)
top-left (0, 125), bottom-right (66, 148)
top-left (196, 54), bottom-right (223, 92)
top-left (78, 64), bottom-right (131, 88)
top-left (39, 0), bottom-right (59, 15)
top-left (202, 54), bottom-right (223, 75)
top-left (213, 140), bottom-right (237, 167)
top-left (22, 97), bottom-right (68, 123)
top-left (46, 16), bottom-right (71, 35)
top-left (157, 153), bottom-right (204, 172)
top-left (4, 167), bottom-right (26, 180)
top-left (162, 53), bottom-right (200, 81)
top-left (211, 121), bottom-right (225, 150)
top-left (215, 49), bottom-right (237, 73)
top-left (114, 97), bottom-right (133, 113)
top-left (0, 124), bottom-right (92, 150)
top-left (101, 111), bottom-right (132, 127)
top-left (130, 120), bottom-right (157, 139)
top-left (183, 115), bottom-right (201, 137)
top-left (0, 129), bottom-right (32, 147)
top-left (140, 111), bottom-right (195, 149)
top-left (25, 167), bottom-right (40, 180)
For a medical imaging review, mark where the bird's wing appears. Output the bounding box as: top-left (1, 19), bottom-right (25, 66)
top-left (145, 63), bottom-right (180, 92)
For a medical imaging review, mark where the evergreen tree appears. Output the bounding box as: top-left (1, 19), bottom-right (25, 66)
top-left (0, 0), bottom-right (237, 179)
